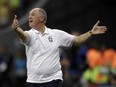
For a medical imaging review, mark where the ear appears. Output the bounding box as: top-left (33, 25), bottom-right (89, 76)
top-left (40, 16), bottom-right (44, 22)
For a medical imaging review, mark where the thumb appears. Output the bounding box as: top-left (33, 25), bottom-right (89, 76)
top-left (14, 15), bottom-right (17, 20)
top-left (94, 20), bottom-right (100, 26)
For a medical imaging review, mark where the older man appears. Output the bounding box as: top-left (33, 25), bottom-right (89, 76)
top-left (12, 8), bottom-right (107, 87)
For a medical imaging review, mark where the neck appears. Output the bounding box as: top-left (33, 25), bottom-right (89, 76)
top-left (35, 23), bottom-right (45, 34)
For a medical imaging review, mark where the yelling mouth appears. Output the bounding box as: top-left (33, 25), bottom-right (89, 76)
top-left (29, 19), bottom-right (33, 23)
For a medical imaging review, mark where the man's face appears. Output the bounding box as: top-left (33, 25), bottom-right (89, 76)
top-left (28, 8), bottom-right (43, 28)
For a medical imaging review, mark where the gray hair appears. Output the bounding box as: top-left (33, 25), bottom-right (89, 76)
top-left (38, 8), bottom-right (47, 24)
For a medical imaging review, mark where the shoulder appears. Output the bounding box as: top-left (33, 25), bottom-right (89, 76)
top-left (47, 27), bottom-right (66, 34)
top-left (24, 29), bottom-right (33, 33)
top-left (24, 29), bottom-right (36, 40)
top-left (47, 27), bottom-right (72, 37)
top-left (24, 29), bottom-right (35, 35)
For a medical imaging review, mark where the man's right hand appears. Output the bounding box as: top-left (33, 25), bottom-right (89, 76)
top-left (11, 15), bottom-right (28, 43)
top-left (12, 15), bottom-right (19, 30)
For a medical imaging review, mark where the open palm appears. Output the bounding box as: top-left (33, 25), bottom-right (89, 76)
top-left (91, 21), bottom-right (107, 35)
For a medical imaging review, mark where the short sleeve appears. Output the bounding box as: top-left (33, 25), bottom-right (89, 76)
top-left (57, 30), bottom-right (76, 47)
top-left (20, 30), bottom-right (35, 46)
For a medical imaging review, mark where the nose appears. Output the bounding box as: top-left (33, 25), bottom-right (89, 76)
top-left (28, 15), bottom-right (32, 19)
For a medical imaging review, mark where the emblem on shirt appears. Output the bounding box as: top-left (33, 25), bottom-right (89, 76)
top-left (48, 36), bottom-right (53, 42)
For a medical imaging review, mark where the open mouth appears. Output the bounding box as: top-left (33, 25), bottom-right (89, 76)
top-left (29, 20), bottom-right (33, 23)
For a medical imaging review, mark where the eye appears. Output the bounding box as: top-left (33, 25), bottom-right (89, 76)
top-left (32, 13), bottom-right (35, 16)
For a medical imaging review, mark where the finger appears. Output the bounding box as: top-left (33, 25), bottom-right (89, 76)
top-left (94, 20), bottom-right (100, 26)
top-left (99, 26), bottom-right (107, 29)
top-left (100, 28), bottom-right (107, 33)
top-left (14, 15), bottom-right (17, 20)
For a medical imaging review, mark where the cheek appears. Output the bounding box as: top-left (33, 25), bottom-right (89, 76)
top-left (34, 17), bottom-right (40, 23)
top-left (34, 19), bottom-right (39, 25)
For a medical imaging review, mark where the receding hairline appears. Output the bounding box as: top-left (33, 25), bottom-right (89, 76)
top-left (30, 8), bottom-right (45, 13)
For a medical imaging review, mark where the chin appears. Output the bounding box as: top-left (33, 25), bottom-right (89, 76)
top-left (29, 24), bottom-right (33, 28)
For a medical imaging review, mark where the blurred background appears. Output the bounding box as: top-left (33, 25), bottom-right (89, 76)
top-left (0, 0), bottom-right (116, 87)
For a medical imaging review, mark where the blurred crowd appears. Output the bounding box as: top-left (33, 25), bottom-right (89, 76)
top-left (0, 44), bottom-right (26, 87)
top-left (60, 43), bottom-right (116, 87)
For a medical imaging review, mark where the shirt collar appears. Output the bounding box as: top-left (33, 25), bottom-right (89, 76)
top-left (32, 26), bottom-right (49, 35)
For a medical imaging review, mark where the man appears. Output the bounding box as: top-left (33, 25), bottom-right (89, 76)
top-left (11, 8), bottom-right (107, 87)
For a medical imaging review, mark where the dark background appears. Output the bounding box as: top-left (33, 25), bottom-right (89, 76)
top-left (0, 0), bottom-right (116, 50)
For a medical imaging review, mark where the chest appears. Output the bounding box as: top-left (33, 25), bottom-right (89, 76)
top-left (31, 34), bottom-right (58, 53)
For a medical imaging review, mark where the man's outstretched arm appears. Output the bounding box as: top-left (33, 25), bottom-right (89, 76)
top-left (73, 20), bottom-right (107, 45)
top-left (12, 15), bottom-right (28, 43)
